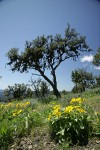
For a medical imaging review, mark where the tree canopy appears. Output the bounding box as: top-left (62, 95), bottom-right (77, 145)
top-left (71, 69), bottom-right (94, 93)
top-left (93, 48), bottom-right (100, 66)
top-left (29, 78), bottom-right (49, 98)
top-left (4, 83), bottom-right (33, 101)
top-left (7, 25), bottom-right (91, 98)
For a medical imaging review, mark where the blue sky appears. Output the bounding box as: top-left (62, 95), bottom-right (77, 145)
top-left (0, 0), bottom-right (100, 91)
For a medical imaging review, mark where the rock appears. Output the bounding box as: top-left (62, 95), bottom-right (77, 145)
top-left (28, 145), bottom-right (33, 150)
top-left (96, 140), bottom-right (100, 144)
top-left (20, 140), bottom-right (26, 146)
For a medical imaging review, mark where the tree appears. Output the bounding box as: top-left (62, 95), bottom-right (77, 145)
top-left (29, 78), bottom-right (49, 98)
top-left (93, 48), bottom-right (100, 66)
top-left (29, 78), bottom-right (42, 97)
top-left (61, 90), bottom-right (68, 95)
top-left (40, 80), bottom-right (50, 97)
top-left (95, 75), bottom-right (100, 88)
top-left (72, 84), bottom-right (84, 93)
top-left (71, 69), bottom-right (94, 93)
top-left (7, 25), bottom-right (91, 98)
top-left (4, 83), bottom-right (33, 101)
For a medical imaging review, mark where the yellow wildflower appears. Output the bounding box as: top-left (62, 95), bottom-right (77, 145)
top-left (7, 103), bottom-right (14, 107)
top-left (0, 104), bottom-right (4, 108)
top-left (16, 103), bottom-right (20, 108)
top-left (70, 98), bottom-right (76, 103)
top-left (70, 97), bottom-right (85, 104)
top-left (17, 109), bottom-right (22, 114)
top-left (76, 107), bottom-right (86, 113)
top-left (12, 109), bottom-right (22, 116)
top-left (74, 106), bottom-right (80, 109)
top-left (5, 104), bottom-right (8, 109)
top-left (48, 114), bottom-right (51, 121)
top-left (12, 112), bottom-right (17, 117)
top-left (25, 101), bottom-right (30, 105)
top-left (64, 105), bottom-right (74, 113)
top-left (53, 105), bottom-right (61, 111)
top-left (53, 109), bottom-right (61, 117)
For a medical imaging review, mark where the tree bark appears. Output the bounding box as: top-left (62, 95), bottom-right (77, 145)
top-left (53, 85), bottom-right (61, 98)
top-left (51, 68), bottom-right (61, 98)
top-left (38, 68), bottom-right (61, 98)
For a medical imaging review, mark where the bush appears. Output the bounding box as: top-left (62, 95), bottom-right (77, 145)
top-left (30, 78), bottom-right (50, 99)
top-left (0, 101), bottom-right (31, 148)
top-left (0, 100), bottom-right (48, 148)
top-left (72, 84), bottom-right (84, 93)
top-left (4, 84), bottom-right (33, 101)
top-left (48, 97), bottom-right (96, 145)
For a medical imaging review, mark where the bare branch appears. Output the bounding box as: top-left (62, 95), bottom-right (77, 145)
top-left (32, 73), bottom-right (42, 76)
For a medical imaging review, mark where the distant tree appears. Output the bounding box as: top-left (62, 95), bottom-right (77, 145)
top-left (30, 78), bottom-right (41, 97)
top-left (61, 90), bottom-right (68, 95)
top-left (7, 25), bottom-right (91, 98)
top-left (71, 69), bottom-right (95, 93)
top-left (93, 48), bottom-right (100, 66)
top-left (40, 80), bottom-right (50, 97)
top-left (72, 84), bottom-right (84, 93)
top-left (95, 75), bottom-right (100, 88)
top-left (26, 87), bottom-right (33, 98)
top-left (29, 78), bottom-right (49, 98)
top-left (4, 83), bottom-right (33, 101)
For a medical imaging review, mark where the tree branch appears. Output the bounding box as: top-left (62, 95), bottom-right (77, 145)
top-left (54, 55), bottom-right (70, 70)
top-left (32, 73), bottom-right (42, 76)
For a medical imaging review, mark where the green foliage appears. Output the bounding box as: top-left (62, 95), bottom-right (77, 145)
top-left (72, 84), bottom-right (85, 93)
top-left (71, 69), bottom-right (95, 93)
top-left (93, 48), bottom-right (100, 66)
top-left (40, 80), bottom-right (50, 97)
top-left (0, 100), bottom-right (48, 148)
top-left (93, 113), bottom-right (100, 135)
top-left (0, 91), bottom-right (100, 149)
top-left (61, 90), bottom-right (68, 95)
top-left (95, 75), bottom-right (100, 88)
top-left (7, 24), bottom-right (91, 98)
top-left (82, 88), bottom-right (100, 97)
top-left (4, 83), bottom-right (33, 101)
top-left (48, 97), bottom-right (99, 145)
top-left (30, 78), bottom-right (50, 99)
top-left (59, 142), bottom-right (70, 150)
top-left (0, 101), bottom-right (31, 148)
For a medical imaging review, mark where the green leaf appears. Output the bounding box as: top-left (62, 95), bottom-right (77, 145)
top-left (80, 126), bottom-right (84, 129)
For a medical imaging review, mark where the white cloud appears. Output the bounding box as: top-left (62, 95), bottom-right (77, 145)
top-left (80, 55), bottom-right (94, 63)
top-left (80, 55), bottom-right (100, 70)
top-left (94, 66), bottom-right (100, 70)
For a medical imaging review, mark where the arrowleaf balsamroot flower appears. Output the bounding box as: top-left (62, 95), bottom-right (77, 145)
top-left (53, 109), bottom-right (61, 117)
top-left (53, 105), bottom-right (61, 117)
top-left (64, 105), bottom-right (86, 113)
top-left (70, 97), bottom-right (85, 104)
top-left (64, 105), bottom-right (74, 113)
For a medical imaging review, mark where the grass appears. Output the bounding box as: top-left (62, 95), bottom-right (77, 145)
top-left (0, 88), bottom-right (100, 149)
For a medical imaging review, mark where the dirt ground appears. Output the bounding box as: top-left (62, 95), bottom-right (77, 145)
top-left (9, 132), bottom-right (100, 150)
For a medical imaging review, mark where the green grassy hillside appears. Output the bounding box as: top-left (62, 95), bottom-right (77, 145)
top-left (0, 88), bottom-right (100, 150)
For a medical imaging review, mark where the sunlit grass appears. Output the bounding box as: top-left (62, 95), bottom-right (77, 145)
top-left (0, 88), bottom-right (100, 149)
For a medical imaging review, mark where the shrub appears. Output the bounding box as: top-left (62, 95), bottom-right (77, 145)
top-left (0, 100), bottom-right (48, 148)
top-left (48, 97), bottom-right (94, 145)
top-left (4, 84), bottom-right (33, 101)
top-left (30, 78), bottom-right (50, 99)
top-left (0, 101), bottom-right (32, 148)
